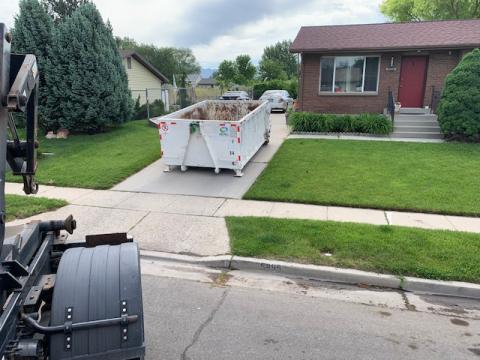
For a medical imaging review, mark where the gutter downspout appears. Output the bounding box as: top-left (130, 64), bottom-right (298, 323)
top-left (300, 53), bottom-right (305, 112)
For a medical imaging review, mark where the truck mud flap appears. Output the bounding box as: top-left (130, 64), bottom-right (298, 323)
top-left (49, 243), bottom-right (145, 360)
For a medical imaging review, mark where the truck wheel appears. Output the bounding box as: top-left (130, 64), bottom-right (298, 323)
top-left (49, 243), bottom-right (145, 360)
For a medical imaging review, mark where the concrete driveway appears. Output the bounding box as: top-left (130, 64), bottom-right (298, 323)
top-left (113, 113), bottom-right (289, 199)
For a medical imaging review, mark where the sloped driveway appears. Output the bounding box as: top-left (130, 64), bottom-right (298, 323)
top-left (112, 113), bottom-right (289, 199)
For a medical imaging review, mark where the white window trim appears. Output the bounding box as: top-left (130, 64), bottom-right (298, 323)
top-left (319, 55), bottom-right (381, 95)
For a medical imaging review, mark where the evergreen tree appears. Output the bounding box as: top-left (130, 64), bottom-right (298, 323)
top-left (12, 0), bottom-right (54, 126)
top-left (438, 49), bottom-right (480, 141)
top-left (44, 3), bottom-right (133, 132)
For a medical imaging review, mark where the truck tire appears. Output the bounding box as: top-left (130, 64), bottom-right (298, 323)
top-left (49, 243), bottom-right (145, 360)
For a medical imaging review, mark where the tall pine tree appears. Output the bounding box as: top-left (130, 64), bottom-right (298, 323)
top-left (12, 0), bottom-right (54, 126)
top-left (44, 3), bottom-right (133, 132)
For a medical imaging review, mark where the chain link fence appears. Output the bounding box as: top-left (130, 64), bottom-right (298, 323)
top-left (131, 84), bottom-right (254, 119)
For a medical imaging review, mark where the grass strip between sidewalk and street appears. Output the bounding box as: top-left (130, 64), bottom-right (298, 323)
top-left (7, 120), bottom-right (160, 189)
top-left (6, 194), bottom-right (67, 222)
top-left (226, 216), bottom-right (480, 284)
top-left (245, 139), bottom-right (480, 216)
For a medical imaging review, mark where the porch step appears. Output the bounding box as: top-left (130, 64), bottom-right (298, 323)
top-left (391, 132), bottom-right (444, 139)
top-left (398, 107), bottom-right (431, 115)
top-left (394, 120), bottom-right (439, 127)
top-left (394, 125), bottom-right (441, 133)
top-left (395, 114), bottom-right (438, 122)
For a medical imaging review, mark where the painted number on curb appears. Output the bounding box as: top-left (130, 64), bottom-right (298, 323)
top-left (260, 263), bottom-right (282, 272)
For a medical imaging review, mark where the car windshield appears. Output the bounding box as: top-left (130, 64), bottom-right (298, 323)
top-left (223, 91), bottom-right (246, 96)
top-left (261, 90), bottom-right (288, 97)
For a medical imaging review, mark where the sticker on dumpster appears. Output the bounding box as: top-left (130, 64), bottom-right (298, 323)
top-left (160, 123), bottom-right (169, 132)
top-left (219, 126), bottom-right (228, 136)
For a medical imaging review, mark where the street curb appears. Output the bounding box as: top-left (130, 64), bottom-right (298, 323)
top-left (230, 257), bottom-right (401, 289)
top-left (140, 250), bottom-right (233, 269)
top-left (139, 251), bottom-right (480, 300)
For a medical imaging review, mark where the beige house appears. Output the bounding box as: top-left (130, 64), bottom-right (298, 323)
top-left (121, 50), bottom-right (169, 105)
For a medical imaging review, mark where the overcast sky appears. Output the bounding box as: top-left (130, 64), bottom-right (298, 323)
top-left (2, 0), bottom-right (385, 68)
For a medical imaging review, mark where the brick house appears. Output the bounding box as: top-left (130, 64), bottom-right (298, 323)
top-left (290, 20), bottom-right (480, 114)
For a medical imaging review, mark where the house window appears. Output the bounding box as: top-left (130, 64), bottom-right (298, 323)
top-left (320, 56), bottom-right (380, 93)
top-left (127, 56), bottom-right (132, 69)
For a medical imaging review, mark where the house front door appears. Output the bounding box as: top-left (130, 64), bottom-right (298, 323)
top-left (398, 56), bottom-right (428, 108)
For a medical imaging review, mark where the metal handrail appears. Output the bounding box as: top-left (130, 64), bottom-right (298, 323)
top-left (387, 87), bottom-right (395, 124)
top-left (430, 86), bottom-right (441, 114)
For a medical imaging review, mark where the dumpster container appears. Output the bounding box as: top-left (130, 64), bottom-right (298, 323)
top-left (151, 100), bottom-right (270, 176)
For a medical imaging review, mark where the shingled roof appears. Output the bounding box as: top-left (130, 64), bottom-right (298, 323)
top-left (290, 19), bottom-right (480, 53)
top-left (120, 50), bottom-right (169, 83)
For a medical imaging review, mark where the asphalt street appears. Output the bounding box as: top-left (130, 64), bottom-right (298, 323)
top-left (141, 262), bottom-right (480, 360)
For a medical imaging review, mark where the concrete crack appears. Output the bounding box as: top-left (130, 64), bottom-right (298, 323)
top-left (401, 292), bottom-right (416, 312)
top-left (212, 198), bottom-right (228, 217)
top-left (128, 211), bottom-right (151, 232)
top-left (181, 288), bottom-right (229, 360)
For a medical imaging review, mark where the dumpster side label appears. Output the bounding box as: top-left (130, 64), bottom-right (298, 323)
top-left (160, 122), bottom-right (169, 132)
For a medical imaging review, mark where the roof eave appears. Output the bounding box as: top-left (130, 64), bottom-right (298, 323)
top-left (290, 44), bottom-right (477, 54)
top-left (125, 51), bottom-right (169, 83)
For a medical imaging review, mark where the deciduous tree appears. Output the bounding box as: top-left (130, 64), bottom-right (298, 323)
top-left (214, 60), bottom-right (237, 90)
top-left (260, 40), bottom-right (298, 79)
top-left (380, 0), bottom-right (480, 21)
top-left (258, 59), bottom-right (288, 81)
top-left (234, 54), bottom-right (256, 85)
top-left (116, 37), bottom-right (201, 83)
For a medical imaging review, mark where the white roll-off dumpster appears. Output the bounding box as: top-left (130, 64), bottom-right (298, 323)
top-left (150, 100), bottom-right (270, 176)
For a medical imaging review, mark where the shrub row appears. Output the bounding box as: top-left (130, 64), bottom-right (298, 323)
top-left (288, 112), bottom-right (393, 135)
top-left (253, 79), bottom-right (298, 99)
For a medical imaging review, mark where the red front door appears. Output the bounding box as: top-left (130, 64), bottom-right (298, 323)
top-left (398, 56), bottom-right (428, 108)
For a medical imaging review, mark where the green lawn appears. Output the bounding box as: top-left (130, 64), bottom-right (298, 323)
top-left (227, 217), bottom-right (480, 283)
top-left (6, 194), bottom-right (67, 222)
top-left (7, 120), bottom-right (160, 189)
top-left (245, 139), bottom-right (480, 216)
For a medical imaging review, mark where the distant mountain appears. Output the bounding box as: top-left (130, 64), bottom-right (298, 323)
top-left (201, 68), bottom-right (216, 78)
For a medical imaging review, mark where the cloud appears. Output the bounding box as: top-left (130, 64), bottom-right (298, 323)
top-left (2, 0), bottom-right (385, 68)
top-left (192, 0), bottom-right (386, 67)
top-left (171, 0), bottom-right (299, 47)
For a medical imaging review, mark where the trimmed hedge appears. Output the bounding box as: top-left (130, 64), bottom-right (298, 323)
top-left (288, 112), bottom-right (393, 135)
top-left (253, 79), bottom-right (298, 99)
top-left (438, 48), bottom-right (480, 141)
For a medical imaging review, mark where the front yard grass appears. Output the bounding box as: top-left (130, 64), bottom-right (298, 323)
top-left (7, 120), bottom-right (160, 189)
top-left (6, 194), bottom-right (67, 222)
top-left (227, 217), bottom-right (480, 283)
top-left (245, 139), bottom-right (480, 216)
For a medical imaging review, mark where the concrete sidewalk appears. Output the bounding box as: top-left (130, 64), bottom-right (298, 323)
top-left (6, 182), bottom-right (480, 257)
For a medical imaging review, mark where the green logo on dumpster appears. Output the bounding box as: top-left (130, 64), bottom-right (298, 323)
top-left (219, 126), bottom-right (228, 136)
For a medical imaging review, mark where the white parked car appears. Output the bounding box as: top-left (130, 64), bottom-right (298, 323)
top-left (259, 90), bottom-right (294, 112)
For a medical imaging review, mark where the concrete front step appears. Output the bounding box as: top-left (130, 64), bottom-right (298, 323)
top-left (392, 132), bottom-right (444, 139)
top-left (394, 125), bottom-right (441, 133)
top-left (395, 114), bottom-right (438, 122)
top-left (398, 107), bottom-right (431, 115)
top-left (394, 120), bottom-right (439, 127)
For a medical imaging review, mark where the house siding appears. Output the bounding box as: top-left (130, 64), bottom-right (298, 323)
top-left (122, 56), bottom-right (164, 105)
top-left (298, 50), bottom-right (467, 114)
